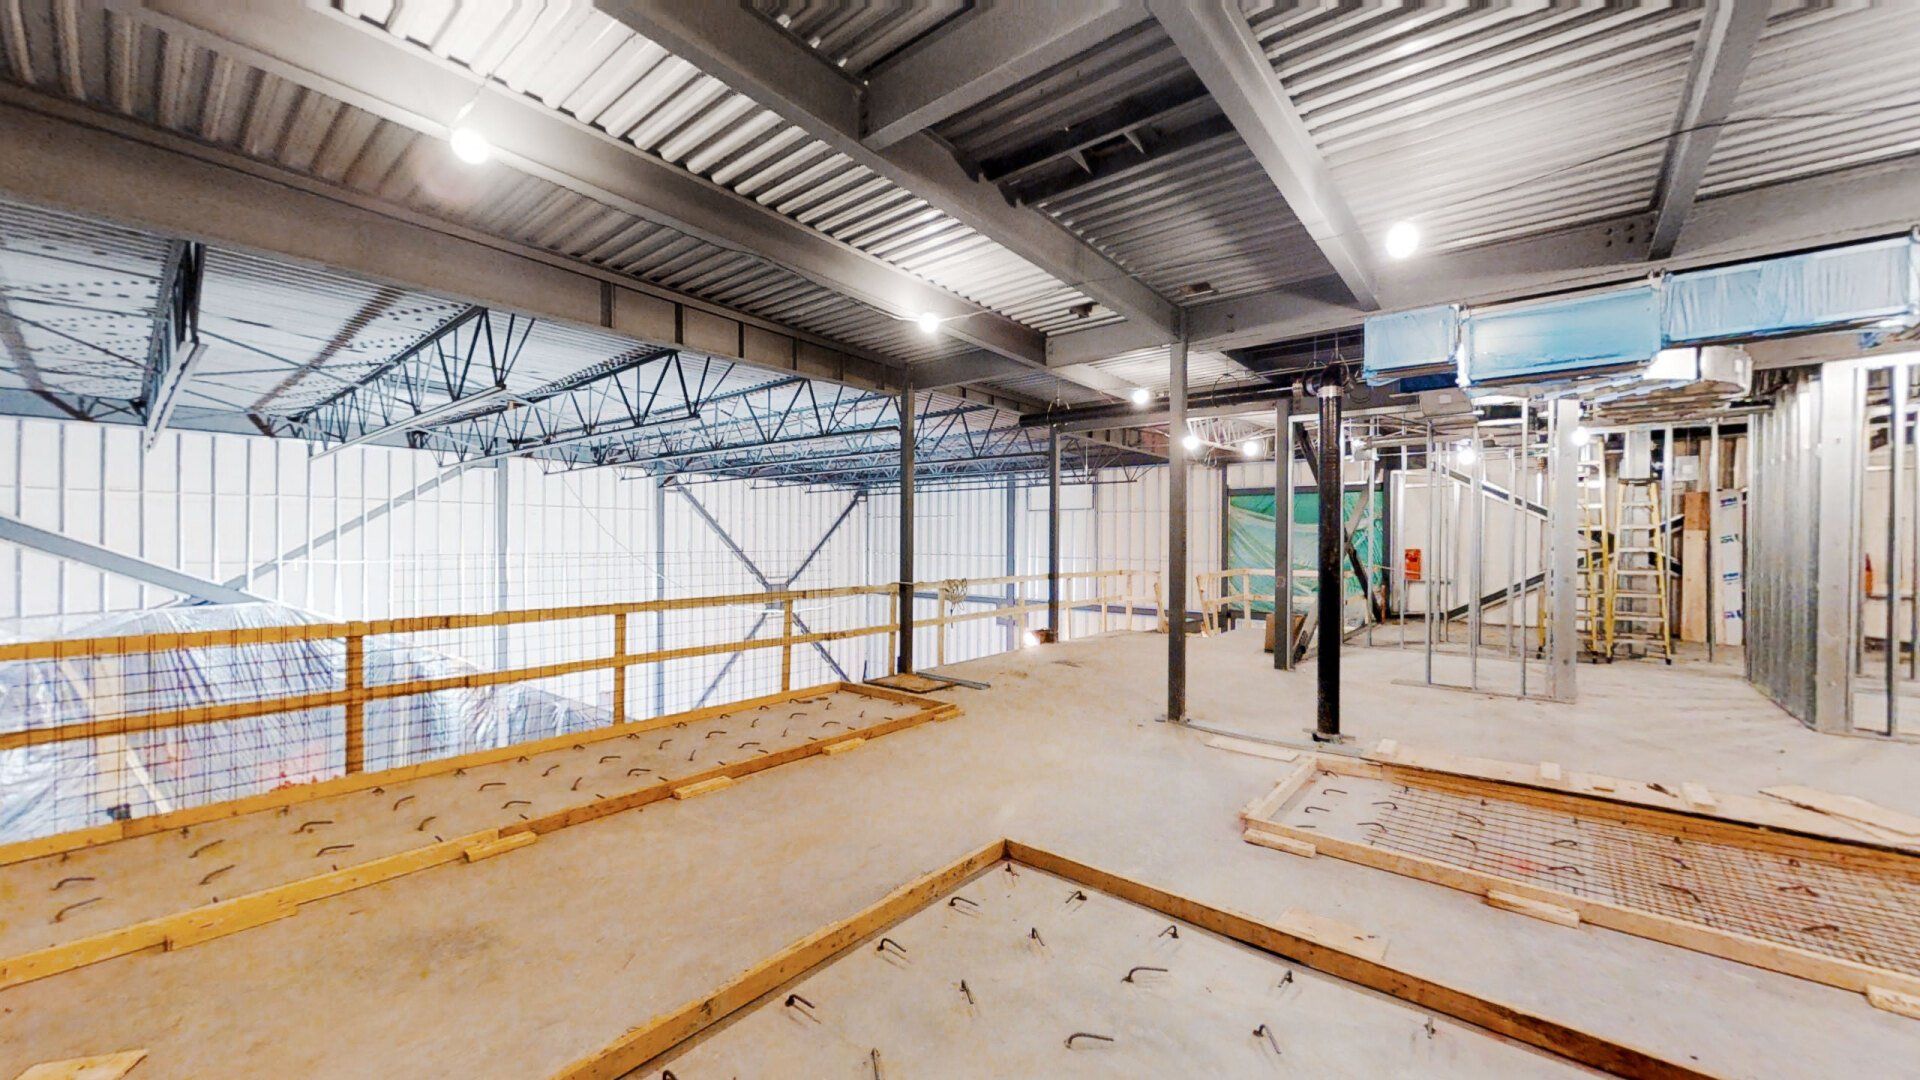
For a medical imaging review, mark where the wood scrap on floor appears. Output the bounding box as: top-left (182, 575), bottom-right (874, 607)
top-left (864, 672), bottom-right (957, 694)
top-left (1760, 785), bottom-right (1920, 840)
top-left (13, 1050), bottom-right (147, 1080)
top-left (1204, 734), bottom-right (1300, 762)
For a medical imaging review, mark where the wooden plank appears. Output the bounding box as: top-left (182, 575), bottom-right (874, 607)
top-left (463, 830), bottom-right (538, 863)
top-left (13, 1050), bottom-right (148, 1080)
top-left (1243, 825), bottom-right (1316, 858)
top-left (1008, 841), bottom-right (1711, 1080)
top-left (0, 583), bottom-right (896, 663)
top-left (1681, 504), bottom-right (1709, 643)
top-left (821, 737), bottom-right (866, 756)
top-left (549, 840), bottom-right (1008, 1080)
top-left (1205, 735), bottom-right (1299, 763)
top-left (1275, 907), bottom-right (1388, 962)
top-left (1760, 786), bottom-right (1920, 840)
top-left (1867, 985), bottom-right (1920, 1021)
top-left (164, 896), bottom-right (298, 951)
top-left (1354, 743), bottom-right (1920, 854)
top-left (1240, 761), bottom-right (1319, 825)
top-left (1487, 890), bottom-right (1581, 928)
top-left (670, 776), bottom-right (734, 800)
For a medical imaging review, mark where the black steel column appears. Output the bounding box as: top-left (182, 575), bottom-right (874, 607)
top-left (1047, 425), bottom-right (1062, 638)
top-left (897, 383), bottom-right (915, 675)
top-left (1315, 385), bottom-right (1343, 741)
top-left (1274, 395), bottom-right (1292, 671)
top-left (1167, 318), bottom-right (1189, 722)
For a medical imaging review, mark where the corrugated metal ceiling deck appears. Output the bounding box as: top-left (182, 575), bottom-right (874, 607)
top-left (1700, 2), bottom-right (1920, 198)
top-left (332, 0), bottom-right (1111, 336)
top-left (748, 0), bottom-right (971, 78)
top-left (1253, 0), bottom-right (1706, 253)
top-left (932, 19), bottom-right (1329, 310)
top-left (0, 0), bottom-right (1005, 376)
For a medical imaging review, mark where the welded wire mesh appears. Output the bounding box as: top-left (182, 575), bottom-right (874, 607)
top-left (1348, 774), bottom-right (1920, 978)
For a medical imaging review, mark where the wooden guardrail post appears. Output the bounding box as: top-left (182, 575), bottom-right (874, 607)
top-left (780, 600), bottom-right (794, 692)
top-left (611, 612), bottom-right (628, 724)
top-left (343, 629), bottom-right (366, 774)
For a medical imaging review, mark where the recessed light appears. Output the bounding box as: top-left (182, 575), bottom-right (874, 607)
top-left (915, 312), bottom-right (941, 335)
top-left (1129, 387), bottom-right (1151, 407)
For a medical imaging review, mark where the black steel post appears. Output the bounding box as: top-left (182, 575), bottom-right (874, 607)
top-left (1274, 395), bottom-right (1292, 670)
top-left (1048, 425), bottom-right (1062, 638)
top-left (1315, 385), bottom-right (1343, 741)
top-left (1167, 319), bottom-right (1189, 722)
top-left (897, 383), bottom-right (915, 675)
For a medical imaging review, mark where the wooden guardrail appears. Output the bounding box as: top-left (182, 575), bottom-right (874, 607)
top-left (0, 571), bottom-right (1163, 764)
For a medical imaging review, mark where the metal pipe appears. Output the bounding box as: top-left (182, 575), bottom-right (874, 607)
top-left (1315, 385), bottom-right (1342, 741)
top-left (1469, 425), bottom-right (1485, 691)
top-left (1424, 422), bottom-right (1437, 684)
top-left (652, 477), bottom-right (667, 717)
top-left (897, 382), bottom-right (916, 675)
top-left (1707, 419), bottom-right (1720, 664)
top-left (1168, 320), bottom-right (1190, 722)
top-left (1048, 426), bottom-right (1062, 638)
top-left (1889, 371), bottom-right (1904, 734)
top-left (1274, 395), bottom-right (1293, 671)
top-left (1004, 479), bottom-right (1019, 653)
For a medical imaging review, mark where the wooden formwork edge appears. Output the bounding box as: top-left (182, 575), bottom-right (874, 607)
top-left (0, 684), bottom-right (842, 869)
top-left (552, 839), bottom-right (1709, 1080)
top-left (0, 694), bottom-right (958, 994)
top-left (1362, 742), bottom-right (1920, 855)
top-left (1241, 754), bottom-right (1920, 1005)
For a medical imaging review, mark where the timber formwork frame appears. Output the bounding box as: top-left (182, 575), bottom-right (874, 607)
top-left (555, 839), bottom-right (1708, 1080)
top-left (0, 681), bottom-right (957, 994)
top-left (1240, 743), bottom-right (1920, 1019)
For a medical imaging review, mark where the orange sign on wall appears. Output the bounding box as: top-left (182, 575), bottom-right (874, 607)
top-left (1404, 548), bottom-right (1423, 582)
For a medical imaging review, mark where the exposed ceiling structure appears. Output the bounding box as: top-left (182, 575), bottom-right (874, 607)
top-left (0, 0), bottom-right (1916, 484)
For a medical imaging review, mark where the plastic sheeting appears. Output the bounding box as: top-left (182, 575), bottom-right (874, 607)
top-left (1465, 286), bottom-right (1663, 385)
top-left (0, 603), bottom-right (609, 843)
top-left (1666, 236), bottom-right (1920, 344)
top-left (1362, 304), bottom-right (1460, 385)
top-left (1225, 491), bottom-right (1384, 614)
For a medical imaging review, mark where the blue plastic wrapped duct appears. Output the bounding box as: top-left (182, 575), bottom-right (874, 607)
top-left (1665, 235), bottom-right (1919, 344)
top-left (1362, 304), bottom-right (1460, 385)
top-left (1465, 286), bottom-right (1662, 385)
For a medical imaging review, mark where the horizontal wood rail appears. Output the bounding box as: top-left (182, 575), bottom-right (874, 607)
top-left (906, 568), bottom-right (1161, 665)
top-left (1195, 567), bottom-right (1274, 635)
top-left (0, 573), bottom-right (1157, 761)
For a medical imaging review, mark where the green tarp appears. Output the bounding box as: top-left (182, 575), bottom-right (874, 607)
top-left (1225, 490), bottom-right (1384, 614)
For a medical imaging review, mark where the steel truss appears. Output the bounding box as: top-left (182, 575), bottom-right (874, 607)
top-left (415, 347), bottom-right (736, 466)
top-left (295, 307), bottom-right (530, 455)
top-left (140, 239), bottom-right (207, 450)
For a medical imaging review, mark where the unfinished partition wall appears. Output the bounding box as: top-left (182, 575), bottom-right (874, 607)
top-left (1748, 374), bottom-right (1830, 729)
top-left (1748, 360), bottom-right (1920, 738)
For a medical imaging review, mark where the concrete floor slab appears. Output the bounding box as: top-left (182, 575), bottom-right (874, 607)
top-left (4, 630), bottom-right (1920, 1078)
